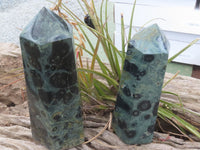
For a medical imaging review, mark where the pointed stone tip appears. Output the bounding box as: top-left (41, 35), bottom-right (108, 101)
top-left (39, 7), bottom-right (52, 16)
top-left (41, 7), bottom-right (48, 11)
top-left (20, 7), bottom-right (72, 45)
top-left (148, 24), bottom-right (163, 34)
top-left (151, 23), bottom-right (159, 29)
top-left (132, 24), bottom-right (169, 54)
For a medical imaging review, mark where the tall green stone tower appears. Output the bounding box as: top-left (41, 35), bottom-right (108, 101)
top-left (112, 24), bottom-right (169, 144)
top-left (20, 7), bottom-right (84, 150)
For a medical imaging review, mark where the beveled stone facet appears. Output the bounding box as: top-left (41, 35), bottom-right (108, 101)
top-left (112, 24), bottom-right (169, 145)
top-left (20, 7), bottom-right (84, 150)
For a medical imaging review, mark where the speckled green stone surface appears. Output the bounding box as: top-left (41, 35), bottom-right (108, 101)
top-left (112, 24), bottom-right (169, 145)
top-left (20, 7), bottom-right (84, 150)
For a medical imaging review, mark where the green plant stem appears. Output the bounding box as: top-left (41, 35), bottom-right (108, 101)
top-left (168, 39), bottom-right (199, 63)
top-left (128, 0), bottom-right (136, 42)
top-left (158, 107), bottom-right (200, 138)
top-left (163, 71), bottom-right (180, 88)
top-left (90, 38), bottom-right (101, 82)
top-left (77, 68), bottom-right (119, 88)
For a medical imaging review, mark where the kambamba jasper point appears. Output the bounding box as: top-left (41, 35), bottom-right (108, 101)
top-left (112, 24), bottom-right (169, 145)
top-left (20, 7), bottom-right (84, 150)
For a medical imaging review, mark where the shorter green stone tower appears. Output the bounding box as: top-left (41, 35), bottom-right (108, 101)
top-left (112, 24), bottom-right (169, 144)
top-left (20, 7), bottom-right (84, 150)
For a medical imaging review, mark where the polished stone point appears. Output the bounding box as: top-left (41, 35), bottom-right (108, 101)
top-left (20, 7), bottom-right (84, 150)
top-left (112, 24), bottom-right (169, 145)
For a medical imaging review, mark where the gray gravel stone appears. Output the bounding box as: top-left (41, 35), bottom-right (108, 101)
top-left (0, 0), bottom-right (28, 10)
top-left (0, 0), bottom-right (100, 45)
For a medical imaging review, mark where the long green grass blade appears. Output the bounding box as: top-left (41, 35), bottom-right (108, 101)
top-left (160, 99), bottom-right (200, 117)
top-left (77, 68), bottom-right (119, 88)
top-left (91, 0), bottom-right (101, 31)
top-left (94, 79), bottom-right (111, 96)
top-left (112, 48), bottom-right (121, 79)
top-left (61, 3), bottom-right (98, 36)
top-left (60, 3), bottom-right (84, 24)
top-left (103, 0), bottom-right (119, 78)
top-left (105, 1), bottom-right (121, 79)
top-left (121, 13), bottom-right (126, 70)
top-left (128, 0), bottom-right (136, 41)
top-left (158, 107), bottom-right (200, 138)
top-left (138, 18), bottom-right (165, 32)
top-left (163, 71), bottom-right (179, 88)
top-left (100, 0), bottom-right (104, 26)
top-left (160, 99), bottom-right (181, 108)
top-left (77, 0), bottom-right (87, 14)
top-left (78, 25), bottom-right (95, 50)
top-left (162, 90), bottom-right (183, 107)
top-left (75, 43), bottom-right (114, 78)
top-left (168, 39), bottom-right (199, 63)
top-left (101, 95), bottom-right (116, 101)
top-left (90, 38), bottom-right (101, 81)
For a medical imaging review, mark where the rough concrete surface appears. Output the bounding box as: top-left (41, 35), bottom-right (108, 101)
top-left (0, 0), bottom-right (100, 45)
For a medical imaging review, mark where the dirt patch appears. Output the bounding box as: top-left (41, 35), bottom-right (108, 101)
top-left (0, 55), bottom-right (29, 116)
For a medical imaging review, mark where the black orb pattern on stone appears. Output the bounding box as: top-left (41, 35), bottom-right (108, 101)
top-left (124, 130), bottom-right (136, 138)
top-left (50, 40), bottom-right (70, 63)
top-left (147, 125), bottom-right (155, 133)
top-left (70, 85), bottom-right (79, 95)
top-left (64, 133), bottom-right (68, 139)
top-left (132, 122), bottom-right (137, 127)
top-left (112, 115), bottom-right (117, 124)
top-left (48, 40), bottom-right (76, 72)
top-left (132, 94), bottom-right (142, 99)
top-left (128, 43), bottom-right (134, 48)
top-left (61, 55), bottom-right (76, 72)
top-left (52, 113), bottom-right (62, 122)
top-left (123, 60), bottom-right (146, 80)
top-left (55, 89), bottom-right (66, 100)
top-left (153, 102), bottom-right (159, 116)
top-left (118, 119), bottom-right (127, 129)
top-left (51, 95), bottom-right (60, 105)
top-left (144, 114), bottom-right (151, 120)
top-left (58, 139), bottom-right (64, 146)
top-left (137, 101), bottom-right (151, 111)
top-left (75, 107), bottom-right (82, 119)
top-left (51, 135), bottom-right (59, 140)
top-left (144, 55), bottom-right (154, 62)
top-left (115, 94), bottom-right (131, 113)
top-left (140, 70), bottom-right (146, 76)
top-left (30, 70), bottom-right (43, 88)
top-left (126, 50), bottom-right (132, 55)
top-left (124, 60), bottom-right (138, 76)
top-left (52, 127), bottom-right (58, 132)
top-left (50, 72), bottom-right (76, 88)
top-left (25, 75), bottom-right (37, 96)
top-left (24, 42), bottom-right (40, 58)
top-left (50, 65), bottom-right (56, 71)
top-left (24, 41), bottom-right (42, 71)
top-left (122, 85), bottom-right (131, 97)
top-left (41, 111), bottom-right (46, 117)
top-left (38, 89), bottom-right (53, 105)
top-left (132, 110), bottom-right (140, 116)
top-left (64, 122), bottom-right (69, 130)
top-left (163, 65), bottom-right (167, 71)
top-left (63, 92), bottom-right (73, 104)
